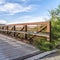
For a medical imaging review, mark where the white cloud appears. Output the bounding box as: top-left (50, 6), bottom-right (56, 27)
top-left (0, 3), bottom-right (32, 15)
top-left (22, 16), bottom-right (49, 22)
top-left (0, 0), bottom-right (5, 4)
top-left (0, 20), bottom-right (7, 24)
top-left (8, 16), bottom-right (49, 24)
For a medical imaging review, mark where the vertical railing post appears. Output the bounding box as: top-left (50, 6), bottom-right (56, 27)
top-left (7, 26), bottom-right (8, 34)
top-left (50, 21), bottom-right (51, 42)
top-left (2, 26), bottom-right (4, 34)
top-left (13, 25), bottom-right (16, 37)
top-left (25, 25), bottom-right (27, 39)
top-left (50, 21), bottom-right (52, 49)
top-left (47, 21), bottom-right (52, 49)
top-left (46, 22), bottom-right (50, 41)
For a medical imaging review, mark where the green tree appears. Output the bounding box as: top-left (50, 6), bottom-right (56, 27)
top-left (34, 5), bottom-right (60, 51)
top-left (50, 5), bottom-right (60, 47)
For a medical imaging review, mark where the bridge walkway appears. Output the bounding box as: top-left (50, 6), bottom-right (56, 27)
top-left (0, 34), bottom-right (39, 60)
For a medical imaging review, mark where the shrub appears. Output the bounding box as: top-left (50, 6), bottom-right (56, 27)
top-left (33, 37), bottom-right (53, 51)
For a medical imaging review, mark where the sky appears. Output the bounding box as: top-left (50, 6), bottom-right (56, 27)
top-left (0, 0), bottom-right (60, 24)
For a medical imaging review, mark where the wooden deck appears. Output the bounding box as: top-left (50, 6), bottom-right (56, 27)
top-left (0, 22), bottom-right (51, 60)
top-left (0, 34), bottom-right (40, 60)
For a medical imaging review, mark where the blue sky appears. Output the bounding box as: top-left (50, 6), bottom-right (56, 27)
top-left (0, 0), bottom-right (60, 24)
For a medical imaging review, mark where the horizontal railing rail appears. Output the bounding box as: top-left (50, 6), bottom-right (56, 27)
top-left (0, 21), bottom-right (51, 43)
top-left (0, 29), bottom-right (49, 38)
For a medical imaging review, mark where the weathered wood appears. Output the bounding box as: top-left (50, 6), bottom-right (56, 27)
top-left (16, 26), bottom-right (25, 37)
top-left (0, 22), bottom-right (50, 42)
top-left (0, 29), bottom-right (49, 38)
top-left (25, 25), bottom-right (27, 39)
top-left (46, 22), bottom-right (50, 33)
top-left (0, 34), bottom-right (39, 60)
top-left (7, 22), bottom-right (49, 26)
top-left (6, 26), bottom-right (8, 34)
top-left (28, 25), bottom-right (47, 40)
top-left (13, 26), bottom-right (16, 37)
top-left (2, 26), bottom-right (4, 33)
top-left (49, 21), bottom-right (52, 49)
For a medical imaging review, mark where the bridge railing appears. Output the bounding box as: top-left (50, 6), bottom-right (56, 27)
top-left (0, 21), bottom-right (51, 44)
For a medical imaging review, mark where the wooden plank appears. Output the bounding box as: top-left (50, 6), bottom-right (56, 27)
top-left (13, 26), bottom-right (16, 37)
top-left (28, 25), bottom-right (47, 40)
top-left (25, 25), bottom-right (27, 39)
top-left (0, 22), bottom-right (50, 41)
top-left (6, 22), bottom-right (49, 26)
top-left (15, 26), bottom-right (25, 37)
top-left (6, 26), bottom-right (8, 34)
top-left (0, 29), bottom-right (49, 38)
top-left (46, 22), bottom-right (50, 33)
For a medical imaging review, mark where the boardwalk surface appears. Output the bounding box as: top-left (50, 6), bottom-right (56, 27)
top-left (0, 34), bottom-right (60, 60)
top-left (0, 34), bottom-right (39, 60)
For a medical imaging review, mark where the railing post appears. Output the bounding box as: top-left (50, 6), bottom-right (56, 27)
top-left (7, 26), bottom-right (8, 34)
top-left (46, 22), bottom-right (50, 41)
top-left (13, 26), bottom-right (16, 37)
top-left (47, 21), bottom-right (52, 49)
top-left (0, 26), bottom-right (2, 33)
top-left (25, 25), bottom-right (27, 39)
top-left (2, 26), bottom-right (4, 34)
top-left (48, 21), bottom-right (51, 42)
top-left (50, 21), bottom-right (52, 49)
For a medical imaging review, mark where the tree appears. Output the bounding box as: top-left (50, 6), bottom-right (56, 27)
top-left (50, 5), bottom-right (60, 47)
top-left (34, 5), bottom-right (60, 51)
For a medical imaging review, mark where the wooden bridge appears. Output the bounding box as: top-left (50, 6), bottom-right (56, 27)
top-left (0, 21), bottom-right (51, 60)
top-left (0, 21), bottom-right (50, 43)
